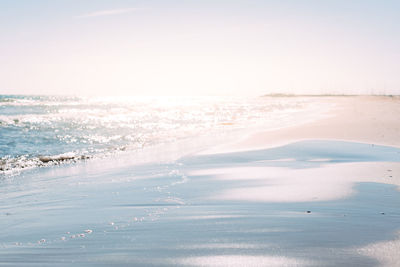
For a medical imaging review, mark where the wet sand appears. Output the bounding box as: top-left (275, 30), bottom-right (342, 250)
top-left (197, 96), bottom-right (400, 266)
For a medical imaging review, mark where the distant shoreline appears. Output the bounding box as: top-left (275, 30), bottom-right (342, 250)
top-left (262, 93), bottom-right (400, 98)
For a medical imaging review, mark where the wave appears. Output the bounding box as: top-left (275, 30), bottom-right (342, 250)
top-left (0, 153), bottom-right (89, 174)
top-left (0, 95), bottom-right (328, 176)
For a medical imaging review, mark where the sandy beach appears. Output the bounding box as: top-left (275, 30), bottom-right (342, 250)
top-left (1, 96), bottom-right (400, 266)
top-left (205, 96), bottom-right (400, 153)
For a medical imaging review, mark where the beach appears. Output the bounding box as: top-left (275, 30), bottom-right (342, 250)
top-left (1, 96), bottom-right (400, 266)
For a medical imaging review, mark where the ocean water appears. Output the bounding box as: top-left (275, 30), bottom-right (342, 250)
top-left (0, 95), bottom-right (320, 174)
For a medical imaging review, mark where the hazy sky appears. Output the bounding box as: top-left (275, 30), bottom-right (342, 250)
top-left (1, 0), bottom-right (399, 96)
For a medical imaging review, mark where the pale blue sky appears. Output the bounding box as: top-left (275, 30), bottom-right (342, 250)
top-left (1, 0), bottom-right (399, 96)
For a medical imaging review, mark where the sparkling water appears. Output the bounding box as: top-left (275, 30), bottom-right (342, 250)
top-left (0, 95), bottom-right (316, 174)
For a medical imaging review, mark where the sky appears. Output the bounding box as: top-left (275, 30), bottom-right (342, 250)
top-left (0, 0), bottom-right (399, 96)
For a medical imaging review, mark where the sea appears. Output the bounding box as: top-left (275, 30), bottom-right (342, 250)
top-left (0, 95), bottom-right (323, 175)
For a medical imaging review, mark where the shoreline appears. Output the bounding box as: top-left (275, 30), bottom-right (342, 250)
top-left (0, 95), bottom-right (331, 176)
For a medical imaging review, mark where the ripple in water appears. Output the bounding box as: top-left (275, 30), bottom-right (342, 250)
top-left (0, 95), bottom-right (319, 174)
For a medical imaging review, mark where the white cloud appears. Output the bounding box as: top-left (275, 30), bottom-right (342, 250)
top-left (77, 8), bottom-right (139, 18)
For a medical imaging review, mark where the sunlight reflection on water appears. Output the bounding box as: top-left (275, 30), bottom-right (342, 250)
top-left (0, 95), bottom-right (322, 173)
